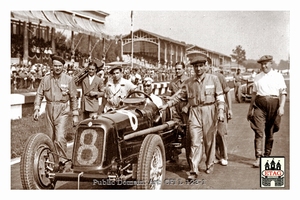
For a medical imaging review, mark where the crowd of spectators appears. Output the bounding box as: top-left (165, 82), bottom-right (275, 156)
top-left (10, 60), bottom-right (187, 93)
top-left (10, 61), bottom-right (86, 91)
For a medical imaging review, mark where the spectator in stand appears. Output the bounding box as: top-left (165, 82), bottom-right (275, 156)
top-left (45, 46), bottom-right (53, 55)
top-left (35, 64), bottom-right (43, 88)
top-left (28, 68), bottom-right (36, 90)
top-left (152, 70), bottom-right (158, 82)
top-left (130, 67), bottom-right (142, 85)
top-left (11, 66), bottom-right (18, 90)
top-left (123, 68), bottom-right (131, 80)
top-left (36, 47), bottom-right (41, 57)
top-left (161, 70), bottom-right (166, 81)
top-left (18, 66), bottom-right (28, 89)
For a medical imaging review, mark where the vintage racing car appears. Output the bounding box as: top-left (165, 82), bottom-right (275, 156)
top-left (236, 78), bottom-right (254, 103)
top-left (20, 91), bottom-right (187, 190)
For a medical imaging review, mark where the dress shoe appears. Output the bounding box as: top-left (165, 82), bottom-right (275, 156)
top-left (220, 159), bottom-right (228, 166)
top-left (253, 158), bottom-right (260, 168)
top-left (214, 159), bottom-right (220, 164)
top-left (187, 172), bottom-right (198, 180)
top-left (206, 165), bottom-right (214, 174)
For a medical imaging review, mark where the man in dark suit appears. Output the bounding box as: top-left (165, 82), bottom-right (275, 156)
top-left (81, 61), bottom-right (105, 119)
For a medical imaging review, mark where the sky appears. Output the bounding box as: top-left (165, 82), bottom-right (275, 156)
top-left (104, 10), bottom-right (290, 64)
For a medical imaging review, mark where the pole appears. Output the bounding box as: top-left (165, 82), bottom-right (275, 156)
top-left (131, 11), bottom-right (134, 69)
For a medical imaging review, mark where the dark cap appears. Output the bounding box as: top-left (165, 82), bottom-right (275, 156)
top-left (257, 55), bottom-right (273, 63)
top-left (109, 66), bottom-right (122, 74)
top-left (52, 55), bottom-right (65, 65)
top-left (190, 55), bottom-right (208, 65)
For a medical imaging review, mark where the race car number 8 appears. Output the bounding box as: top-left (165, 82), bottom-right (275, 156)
top-left (77, 129), bottom-right (98, 165)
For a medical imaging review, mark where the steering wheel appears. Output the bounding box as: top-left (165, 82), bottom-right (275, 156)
top-left (125, 90), bottom-right (153, 102)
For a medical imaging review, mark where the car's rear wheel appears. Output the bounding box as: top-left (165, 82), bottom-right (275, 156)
top-left (20, 133), bottom-right (57, 189)
top-left (137, 134), bottom-right (166, 190)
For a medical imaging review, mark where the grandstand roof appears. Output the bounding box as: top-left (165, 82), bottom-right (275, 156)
top-left (11, 10), bottom-right (109, 38)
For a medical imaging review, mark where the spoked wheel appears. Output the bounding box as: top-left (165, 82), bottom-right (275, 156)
top-left (137, 134), bottom-right (166, 190)
top-left (20, 133), bottom-right (58, 189)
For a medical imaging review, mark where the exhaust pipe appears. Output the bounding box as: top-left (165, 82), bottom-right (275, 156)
top-left (124, 120), bottom-right (177, 140)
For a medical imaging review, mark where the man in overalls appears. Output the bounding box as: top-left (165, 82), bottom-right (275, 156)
top-left (160, 55), bottom-right (225, 180)
top-left (34, 55), bottom-right (79, 159)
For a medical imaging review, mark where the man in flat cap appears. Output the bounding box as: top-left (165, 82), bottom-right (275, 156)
top-left (160, 55), bottom-right (225, 179)
top-left (33, 55), bottom-right (79, 164)
top-left (247, 55), bottom-right (287, 168)
top-left (103, 65), bottom-right (137, 112)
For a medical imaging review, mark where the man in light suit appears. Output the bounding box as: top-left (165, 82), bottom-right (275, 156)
top-left (81, 61), bottom-right (105, 119)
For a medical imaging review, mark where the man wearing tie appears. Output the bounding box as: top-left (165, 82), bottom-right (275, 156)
top-left (81, 61), bottom-right (105, 119)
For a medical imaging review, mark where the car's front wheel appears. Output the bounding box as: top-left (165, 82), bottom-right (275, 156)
top-left (20, 133), bottom-right (57, 189)
top-left (137, 134), bottom-right (166, 190)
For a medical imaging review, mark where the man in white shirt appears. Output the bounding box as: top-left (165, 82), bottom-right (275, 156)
top-left (130, 67), bottom-right (142, 85)
top-left (104, 66), bottom-right (137, 112)
top-left (247, 55), bottom-right (287, 168)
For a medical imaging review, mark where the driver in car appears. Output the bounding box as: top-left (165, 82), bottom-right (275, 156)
top-left (104, 66), bottom-right (137, 112)
top-left (143, 77), bottom-right (163, 108)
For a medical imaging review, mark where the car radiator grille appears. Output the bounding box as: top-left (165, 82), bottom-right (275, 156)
top-left (73, 128), bottom-right (104, 166)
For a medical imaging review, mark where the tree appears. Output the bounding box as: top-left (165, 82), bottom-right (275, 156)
top-left (231, 45), bottom-right (246, 66)
top-left (54, 31), bottom-right (68, 55)
top-left (244, 59), bottom-right (260, 70)
top-left (277, 60), bottom-right (290, 70)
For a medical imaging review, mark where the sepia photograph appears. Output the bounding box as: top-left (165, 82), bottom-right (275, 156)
top-left (6, 0), bottom-right (298, 195)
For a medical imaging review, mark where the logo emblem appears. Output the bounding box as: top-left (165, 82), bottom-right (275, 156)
top-left (260, 156), bottom-right (285, 187)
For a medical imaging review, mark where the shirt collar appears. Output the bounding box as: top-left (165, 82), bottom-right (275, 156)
top-left (194, 72), bottom-right (206, 82)
top-left (179, 74), bottom-right (188, 82)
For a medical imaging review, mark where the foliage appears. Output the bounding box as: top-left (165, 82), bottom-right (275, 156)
top-left (64, 32), bottom-right (121, 62)
top-left (231, 45), bottom-right (246, 66)
top-left (244, 59), bottom-right (290, 71)
top-left (54, 31), bottom-right (68, 56)
top-left (277, 60), bottom-right (290, 70)
top-left (243, 59), bottom-right (260, 70)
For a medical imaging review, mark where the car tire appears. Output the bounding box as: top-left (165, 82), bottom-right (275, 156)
top-left (136, 134), bottom-right (166, 190)
top-left (20, 133), bottom-right (57, 189)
